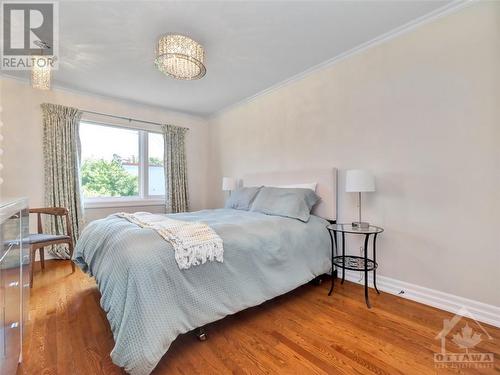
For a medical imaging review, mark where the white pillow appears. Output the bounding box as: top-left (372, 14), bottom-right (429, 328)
top-left (268, 182), bottom-right (317, 192)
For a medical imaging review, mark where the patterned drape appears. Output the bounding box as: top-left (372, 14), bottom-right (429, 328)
top-left (162, 124), bottom-right (189, 213)
top-left (41, 103), bottom-right (84, 258)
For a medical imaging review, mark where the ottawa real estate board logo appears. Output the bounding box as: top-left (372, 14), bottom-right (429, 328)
top-left (434, 307), bottom-right (495, 369)
top-left (1, 1), bottom-right (58, 70)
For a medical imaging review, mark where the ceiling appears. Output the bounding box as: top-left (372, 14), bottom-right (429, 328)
top-left (4, 1), bottom-right (454, 116)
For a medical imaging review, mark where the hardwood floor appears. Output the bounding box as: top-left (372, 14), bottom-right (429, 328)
top-left (18, 260), bottom-right (499, 375)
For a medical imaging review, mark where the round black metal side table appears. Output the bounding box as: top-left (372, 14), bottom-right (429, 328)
top-left (326, 223), bottom-right (384, 308)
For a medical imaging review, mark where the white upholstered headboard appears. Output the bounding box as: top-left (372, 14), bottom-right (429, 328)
top-left (243, 168), bottom-right (338, 221)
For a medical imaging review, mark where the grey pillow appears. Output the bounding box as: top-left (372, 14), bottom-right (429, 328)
top-left (224, 186), bottom-right (262, 210)
top-left (250, 187), bottom-right (320, 222)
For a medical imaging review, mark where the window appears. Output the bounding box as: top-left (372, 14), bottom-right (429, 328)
top-left (80, 121), bottom-right (165, 206)
top-left (148, 132), bottom-right (165, 195)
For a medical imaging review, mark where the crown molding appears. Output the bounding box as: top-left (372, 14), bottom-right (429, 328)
top-left (210, 0), bottom-right (475, 119)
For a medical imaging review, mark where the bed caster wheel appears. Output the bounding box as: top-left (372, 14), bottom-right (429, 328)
top-left (195, 328), bottom-right (207, 341)
top-left (198, 332), bottom-right (207, 341)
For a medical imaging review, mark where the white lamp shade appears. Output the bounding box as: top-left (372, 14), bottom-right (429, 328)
top-left (222, 177), bottom-right (236, 191)
top-left (345, 169), bottom-right (375, 192)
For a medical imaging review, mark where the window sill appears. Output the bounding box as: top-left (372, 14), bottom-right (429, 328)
top-left (84, 198), bottom-right (165, 209)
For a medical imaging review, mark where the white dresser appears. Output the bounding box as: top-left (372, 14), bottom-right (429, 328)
top-left (0, 198), bottom-right (29, 374)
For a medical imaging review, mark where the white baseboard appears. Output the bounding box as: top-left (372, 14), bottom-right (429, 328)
top-left (339, 270), bottom-right (500, 328)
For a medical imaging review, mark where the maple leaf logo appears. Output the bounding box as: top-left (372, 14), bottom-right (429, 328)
top-left (452, 323), bottom-right (482, 353)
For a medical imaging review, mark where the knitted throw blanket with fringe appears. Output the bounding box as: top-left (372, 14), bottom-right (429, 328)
top-left (117, 212), bottom-right (223, 270)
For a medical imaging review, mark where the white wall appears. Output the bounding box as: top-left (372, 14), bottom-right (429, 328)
top-left (208, 2), bottom-right (500, 306)
top-left (0, 77), bottom-right (210, 224)
top-left (1, 2), bottom-right (497, 308)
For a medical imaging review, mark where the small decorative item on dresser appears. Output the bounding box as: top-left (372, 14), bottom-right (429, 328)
top-left (345, 169), bottom-right (375, 229)
top-left (326, 223), bottom-right (384, 308)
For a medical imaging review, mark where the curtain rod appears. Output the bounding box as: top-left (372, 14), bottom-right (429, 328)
top-left (80, 109), bottom-right (188, 130)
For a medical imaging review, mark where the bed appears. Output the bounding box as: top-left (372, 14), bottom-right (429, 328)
top-left (74, 168), bottom-right (337, 375)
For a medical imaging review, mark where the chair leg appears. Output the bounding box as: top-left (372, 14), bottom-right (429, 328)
top-left (40, 247), bottom-right (45, 270)
top-left (30, 246), bottom-right (35, 288)
top-left (68, 242), bottom-right (75, 273)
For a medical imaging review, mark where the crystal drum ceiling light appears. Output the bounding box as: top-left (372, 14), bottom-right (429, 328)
top-left (31, 56), bottom-right (51, 90)
top-left (155, 34), bottom-right (206, 80)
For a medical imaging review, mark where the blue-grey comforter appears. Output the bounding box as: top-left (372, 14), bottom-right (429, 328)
top-left (74, 208), bottom-right (331, 375)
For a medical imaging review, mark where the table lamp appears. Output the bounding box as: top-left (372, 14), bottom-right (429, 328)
top-left (345, 169), bottom-right (375, 229)
top-left (222, 177), bottom-right (236, 196)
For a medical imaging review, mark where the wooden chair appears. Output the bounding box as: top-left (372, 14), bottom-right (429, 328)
top-left (28, 207), bottom-right (75, 288)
